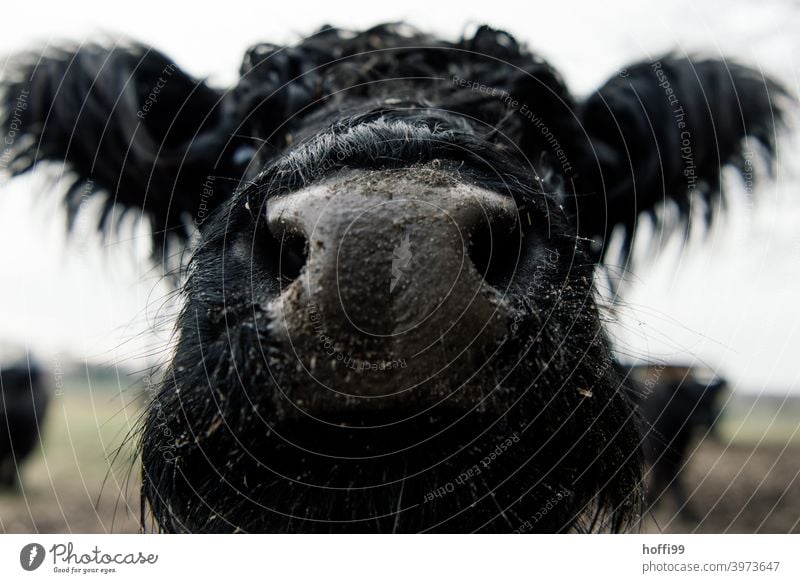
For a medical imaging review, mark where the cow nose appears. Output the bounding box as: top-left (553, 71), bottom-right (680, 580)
top-left (267, 171), bottom-right (520, 301)
top-left (264, 168), bottom-right (519, 409)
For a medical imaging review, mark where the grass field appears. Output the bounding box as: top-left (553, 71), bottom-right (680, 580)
top-left (717, 394), bottom-right (800, 445)
top-left (1, 374), bottom-right (799, 533)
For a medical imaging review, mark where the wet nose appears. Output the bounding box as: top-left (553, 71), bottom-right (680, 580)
top-left (265, 168), bottom-right (519, 409)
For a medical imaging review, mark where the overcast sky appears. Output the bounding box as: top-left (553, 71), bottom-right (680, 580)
top-left (1, 0), bottom-right (799, 395)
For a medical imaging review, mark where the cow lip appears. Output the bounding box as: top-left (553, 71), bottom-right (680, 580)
top-left (270, 401), bottom-right (479, 431)
top-left (258, 405), bottom-right (491, 460)
top-left (270, 378), bottom-right (505, 424)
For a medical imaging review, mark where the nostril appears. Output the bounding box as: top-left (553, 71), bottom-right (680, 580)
top-left (277, 231), bottom-right (308, 285)
top-left (468, 216), bottom-right (522, 288)
top-left (264, 198), bottom-right (310, 286)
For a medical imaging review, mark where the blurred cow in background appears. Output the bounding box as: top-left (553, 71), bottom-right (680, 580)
top-left (0, 358), bottom-right (49, 488)
top-left (623, 364), bottom-right (728, 520)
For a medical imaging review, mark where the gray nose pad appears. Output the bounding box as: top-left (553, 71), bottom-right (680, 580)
top-left (267, 174), bottom-right (520, 299)
top-left (265, 169), bottom-right (519, 407)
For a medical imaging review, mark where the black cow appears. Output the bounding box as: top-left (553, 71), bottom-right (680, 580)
top-left (624, 364), bottom-right (727, 519)
top-left (0, 24), bottom-right (787, 532)
top-left (0, 360), bottom-right (48, 488)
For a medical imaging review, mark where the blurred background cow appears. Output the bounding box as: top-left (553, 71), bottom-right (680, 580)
top-left (0, 357), bottom-right (48, 488)
top-left (623, 364), bottom-right (728, 520)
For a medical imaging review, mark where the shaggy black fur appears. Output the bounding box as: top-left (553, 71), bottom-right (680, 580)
top-left (0, 360), bottom-right (48, 488)
top-left (0, 23), bottom-right (788, 532)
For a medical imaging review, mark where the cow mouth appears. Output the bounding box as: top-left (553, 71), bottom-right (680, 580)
top-left (261, 402), bottom-right (499, 460)
top-left (267, 362), bottom-right (514, 424)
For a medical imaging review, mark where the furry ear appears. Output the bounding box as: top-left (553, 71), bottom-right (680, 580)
top-left (1, 43), bottom-right (244, 255)
top-left (575, 55), bottom-right (790, 260)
